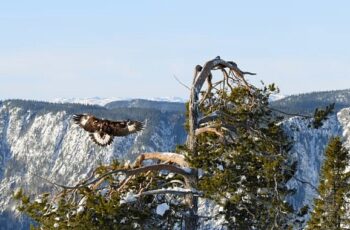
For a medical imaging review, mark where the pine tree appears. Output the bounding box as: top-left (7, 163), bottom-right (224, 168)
top-left (307, 137), bottom-right (350, 230)
top-left (184, 84), bottom-right (295, 229)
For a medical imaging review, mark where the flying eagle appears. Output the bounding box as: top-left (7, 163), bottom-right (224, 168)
top-left (73, 114), bottom-right (144, 146)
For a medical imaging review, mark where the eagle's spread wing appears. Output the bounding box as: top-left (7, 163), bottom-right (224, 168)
top-left (109, 120), bottom-right (144, 136)
top-left (73, 114), bottom-right (143, 146)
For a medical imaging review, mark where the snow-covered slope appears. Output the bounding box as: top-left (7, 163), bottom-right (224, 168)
top-left (51, 97), bottom-right (121, 106)
top-left (284, 109), bottom-right (350, 226)
top-left (105, 99), bottom-right (186, 112)
top-left (285, 114), bottom-right (342, 208)
top-left (269, 93), bottom-right (286, 101)
top-left (271, 89), bottom-right (350, 115)
top-left (0, 100), bottom-right (186, 229)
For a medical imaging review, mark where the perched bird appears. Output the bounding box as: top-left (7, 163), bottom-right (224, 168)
top-left (73, 114), bottom-right (144, 146)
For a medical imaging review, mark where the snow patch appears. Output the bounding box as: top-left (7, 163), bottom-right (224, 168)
top-left (77, 206), bottom-right (85, 214)
top-left (120, 191), bottom-right (137, 204)
top-left (156, 203), bottom-right (169, 216)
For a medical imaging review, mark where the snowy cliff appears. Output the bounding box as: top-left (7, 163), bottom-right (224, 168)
top-left (0, 100), bottom-right (186, 229)
top-left (285, 108), bottom-right (350, 225)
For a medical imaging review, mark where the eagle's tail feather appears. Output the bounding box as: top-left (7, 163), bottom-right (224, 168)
top-left (89, 132), bottom-right (113, 146)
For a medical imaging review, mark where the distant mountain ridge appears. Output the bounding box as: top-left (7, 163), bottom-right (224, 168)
top-left (271, 89), bottom-right (350, 115)
top-left (105, 99), bottom-right (186, 112)
top-left (52, 97), bottom-right (186, 106)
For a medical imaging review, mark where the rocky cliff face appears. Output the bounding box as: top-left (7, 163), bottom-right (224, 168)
top-left (0, 100), bottom-right (186, 229)
top-left (285, 114), bottom-right (341, 208)
top-left (285, 108), bottom-right (350, 226)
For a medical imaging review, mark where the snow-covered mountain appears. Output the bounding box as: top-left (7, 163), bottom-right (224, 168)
top-left (105, 99), bottom-right (186, 112)
top-left (51, 97), bottom-right (122, 106)
top-left (285, 113), bottom-right (342, 213)
top-left (0, 98), bottom-right (350, 229)
top-left (51, 97), bottom-right (186, 106)
top-left (0, 100), bottom-right (186, 229)
top-left (271, 88), bottom-right (350, 115)
top-left (269, 93), bottom-right (286, 101)
top-left (282, 109), bottom-right (350, 227)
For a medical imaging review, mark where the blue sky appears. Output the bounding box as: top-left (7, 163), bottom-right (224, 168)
top-left (0, 1), bottom-right (349, 100)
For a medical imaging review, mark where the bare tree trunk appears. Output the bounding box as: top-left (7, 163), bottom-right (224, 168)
top-left (185, 60), bottom-right (217, 229)
top-left (185, 57), bottom-right (255, 229)
top-left (183, 63), bottom-right (206, 229)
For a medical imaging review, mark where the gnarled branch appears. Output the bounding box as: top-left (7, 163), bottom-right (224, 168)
top-left (33, 164), bottom-right (192, 190)
top-left (195, 127), bottom-right (223, 137)
top-left (137, 188), bottom-right (203, 197)
top-left (133, 152), bottom-right (190, 168)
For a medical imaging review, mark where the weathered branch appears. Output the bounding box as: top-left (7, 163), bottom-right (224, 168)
top-left (195, 127), bottom-right (223, 137)
top-left (133, 152), bottom-right (190, 168)
top-left (198, 73), bottom-right (213, 106)
top-left (198, 111), bottom-right (222, 125)
top-left (221, 68), bottom-right (234, 92)
top-left (193, 58), bottom-right (255, 96)
top-left (33, 164), bottom-right (192, 190)
top-left (173, 75), bottom-right (191, 90)
top-left (137, 188), bottom-right (203, 197)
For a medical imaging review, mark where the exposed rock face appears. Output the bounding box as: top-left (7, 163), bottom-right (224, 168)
top-left (0, 100), bottom-right (186, 229)
top-left (285, 109), bottom-right (350, 227)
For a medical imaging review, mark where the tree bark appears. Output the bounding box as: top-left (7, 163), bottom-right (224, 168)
top-left (185, 57), bottom-right (255, 229)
